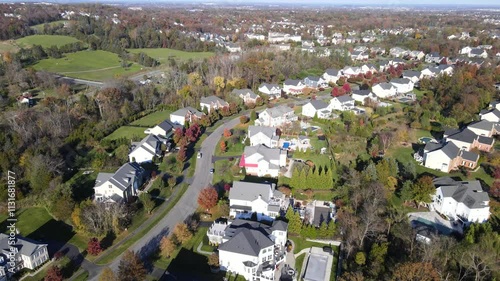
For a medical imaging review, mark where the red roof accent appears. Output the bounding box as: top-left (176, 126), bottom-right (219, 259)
top-left (239, 154), bottom-right (258, 168)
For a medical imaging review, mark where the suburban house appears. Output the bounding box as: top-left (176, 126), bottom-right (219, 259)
top-left (207, 219), bottom-right (288, 281)
top-left (372, 82), bottom-right (397, 98)
top-left (389, 47), bottom-right (409, 58)
top-left (248, 126), bottom-right (279, 148)
top-left (421, 65), bottom-right (454, 79)
top-left (329, 95), bottom-right (355, 111)
top-left (402, 70), bottom-right (422, 83)
top-left (258, 83), bottom-right (282, 99)
top-left (94, 162), bottom-right (145, 203)
top-left (431, 177), bottom-right (490, 224)
top-left (322, 68), bottom-right (342, 84)
top-left (302, 76), bottom-right (327, 89)
top-left (200, 95), bottom-right (229, 113)
top-left (408, 50), bottom-right (425, 60)
top-left (466, 120), bottom-right (499, 137)
top-left (170, 107), bottom-right (204, 126)
top-left (228, 181), bottom-right (287, 218)
top-left (351, 90), bottom-right (377, 104)
top-left (390, 78), bottom-right (414, 94)
top-left (0, 234), bottom-right (49, 277)
top-left (128, 134), bottom-right (162, 163)
top-left (360, 64), bottom-right (378, 75)
top-left (350, 51), bottom-right (368, 61)
top-left (255, 105), bottom-right (298, 127)
top-left (465, 48), bottom-right (488, 58)
top-left (423, 141), bottom-right (479, 173)
top-left (283, 79), bottom-right (305, 95)
top-left (342, 66), bottom-right (361, 78)
top-left (232, 89), bottom-right (259, 104)
top-left (144, 119), bottom-right (178, 140)
top-left (304, 201), bottom-right (335, 227)
top-left (445, 128), bottom-right (495, 152)
top-left (480, 108), bottom-right (500, 123)
top-left (425, 52), bottom-right (443, 64)
top-left (239, 145), bottom-right (287, 177)
top-left (302, 100), bottom-right (331, 119)
top-left (225, 42), bottom-right (242, 53)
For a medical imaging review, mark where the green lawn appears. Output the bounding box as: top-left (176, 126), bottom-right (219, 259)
top-left (127, 48), bottom-right (214, 64)
top-left (33, 50), bottom-right (143, 81)
top-left (1, 207), bottom-right (51, 236)
top-left (295, 253), bottom-right (306, 279)
top-left (213, 159), bottom-right (243, 185)
top-left (103, 126), bottom-right (146, 141)
top-left (31, 20), bottom-right (69, 32)
top-left (15, 35), bottom-right (81, 48)
top-left (130, 110), bottom-right (173, 127)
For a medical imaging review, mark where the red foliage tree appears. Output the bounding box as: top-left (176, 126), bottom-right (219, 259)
top-left (185, 123), bottom-right (201, 142)
top-left (342, 83), bottom-right (351, 93)
top-left (87, 237), bottom-right (102, 256)
top-left (223, 183), bottom-right (231, 192)
top-left (223, 128), bottom-right (232, 138)
top-left (176, 147), bottom-right (187, 163)
top-left (491, 181), bottom-right (500, 199)
top-left (44, 266), bottom-right (63, 281)
top-left (173, 128), bottom-right (184, 145)
top-left (331, 87), bottom-right (339, 97)
top-left (220, 141), bottom-right (227, 153)
top-left (197, 187), bottom-right (219, 212)
top-left (364, 71), bottom-right (373, 79)
top-left (493, 167), bottom-right (500, 179)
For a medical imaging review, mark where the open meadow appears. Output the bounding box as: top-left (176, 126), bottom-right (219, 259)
top-left (30, 20), bottom-right (69, 32)
top-left (15, 34), bottom-right (81, 48)
top-left (127, 48), bottom-right (214, 64)
top-left (33, 50), bottom-right (143, 81)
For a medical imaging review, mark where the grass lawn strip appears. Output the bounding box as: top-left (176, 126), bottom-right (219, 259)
top-left (15, 35), bottom-right (81, 48)
top-left (127, 48), bottom-right (214, 64)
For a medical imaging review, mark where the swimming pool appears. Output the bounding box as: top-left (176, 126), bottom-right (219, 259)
top-left (419, 137), bottom-right (434, 144)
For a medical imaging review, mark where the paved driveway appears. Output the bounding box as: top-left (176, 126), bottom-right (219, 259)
top-left (87, 117), bottom-right (242, 280)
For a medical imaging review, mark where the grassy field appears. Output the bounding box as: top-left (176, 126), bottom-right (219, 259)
top-left (103, 126), bottom-right (146, 141)
top-left (128, 48), bottom-right (214, 64)
top-left (33, 50), bottom-right (143, 81)
top-left (130, 110), bottom-right (172, 127)
top-left (0, 40), bottom-right (19, 53)
top-left (31, 20), bottom-right (69, 32)
top-left (15, 35), bottom-right (81, 49)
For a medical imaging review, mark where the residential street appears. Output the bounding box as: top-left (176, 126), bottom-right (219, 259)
top-left (86, 116), bottom-right (243, 280)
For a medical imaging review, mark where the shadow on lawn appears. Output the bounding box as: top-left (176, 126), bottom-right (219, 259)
top-left (165, 248), bottom-right (229, 281)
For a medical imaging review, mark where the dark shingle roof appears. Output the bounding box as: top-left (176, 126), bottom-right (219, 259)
top-left (440, 142), bottom-right (460, 159)
top-left (433, 178), bottom-right (489, 209)
top-left (467, 120), bottom-right (495, 132)
top-left (324, 68), bottom-right (339, 76)
top-left (447, 128), bottom-right (477, 144)
top-left (335, 95), bottom-right (354, 103)
top-left (477, 136), bottom-right (494, 145)
top-left (219, 228), bottom-right (274, 256)
top-left (308, 100), bottom-right (329, 110)
top-left (352, 90), bottom-right (372, 96)
top-left (460, 150), bottom-right (479, 162)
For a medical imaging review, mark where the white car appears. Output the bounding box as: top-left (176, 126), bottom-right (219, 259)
top-left (197, 152), bottom-right (202, 159)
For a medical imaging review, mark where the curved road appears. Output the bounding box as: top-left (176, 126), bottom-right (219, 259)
top-left (88, 116), bottom-right (242, 280)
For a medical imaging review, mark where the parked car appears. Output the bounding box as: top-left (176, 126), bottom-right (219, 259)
top-left (197, 152), bottom-right (202, 158)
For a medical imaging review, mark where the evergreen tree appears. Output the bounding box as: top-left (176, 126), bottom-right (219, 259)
top-left (319, 221), bottom-right (329, 238)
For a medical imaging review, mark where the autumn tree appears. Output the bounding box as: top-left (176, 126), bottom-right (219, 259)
top-left (208, 252), bottom-right (220, 267)
top-left (220, 141), bottom-right (227, 153)
top-left (197, 186), bottom-right (219, 212)
top-left (412, 176), bottom-right (435, 205)
top-left (176, 147), bottom-right (187, 163)
top-left (173, 223), bottom-right (193, 245)
top-left (87, 237), bottom-right (102, 256)
top-left (45, 266), bottom-right (63, 281)
top-left (223, 128), bottom-right (232, 138)
top-left (160, 235), bottom-right (176, 258)
top-left (240, 115), bottom-right (249, 124)
top-left (392, 262), bottom-right (440, 281)
top-left (118, 250), bottom-right (147, 281)
top-left (140, 193), bottom-right (155, 214)
top-left (99, 267), bottom-right (117, 281)
top-left (173, 128), bottom-right (184, 145)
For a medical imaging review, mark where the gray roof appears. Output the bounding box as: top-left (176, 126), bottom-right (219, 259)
top-left (243, 145), bottom-right (282, 169)
top-left (307, 100), bottom-right (329, 110)
top-left (403, 70), bottom-right (421, 78)
top-left (156, 119), bottom-right (178, 132)
top-left (262, 105), bottom-right (294, 118)
top-left (219, 228), bottom-right (274, 256)
top-left (468, 120), bottom-right (495, 132)
top-left (284, 79), bottom-right (302, 86)
top-left (259, 83), bottom-right (280, 90)
top-left (324, 68), bottom-right (339, 76)
top-left (470, 48), bottom-right (485, 55)
top-left (433, 178), bottom-right (489, 209)
top-left (248, 125), bottom-right (277, 139)
top-left (200, 95), bottom-right (228, 106)
top-left (477, 135), bottom-right (494, 145)
top-left (271, 220), bottom-right (288, 231)
top-left (447, 128), bottom-right (477, 144)
top-left (334, 95), bottom-right (354, 103)
top-left (229, 181), bottom-right (275, 202)
top-left (130, 134), bottom-right (160, 156)
top-left (0, 233), bottom-right (47, 257)
top-left (390, 78), bottom-right (412, 85)
top-left (96, 162), bottom-right (144, 192)
top-left (424, 142), bottom-right (443, 152)
top-left (171, 106), bottom-right (204, 118)
top-left (460, 150), bottom-right (479, 162)
top-left (440, 142), bottom-right (460, 159)
top-left (232, 89), bottom-right (258, 99)
top-left (428, 52), bottom-right (441, 58)
top-left (352, 90), bottom-right (372, 97)
top-left (443, 128), bottom-right (461, 138)
top-left (304, 76), bottom-right (321, 82)
top-left (375, 82), bottom-right (394, 90)
top-left (313, 205), bottom-right (331, 226)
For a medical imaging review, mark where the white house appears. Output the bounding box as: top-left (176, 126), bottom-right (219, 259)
top-left (255, 105), bottom-right (298, 127)
top-left (425, 52), bottom-right (443, 64)
top-left (302, 76), bottom-right (327, 89)
top-left (225, 42), bottom-right (242, 53)
top-left (232, 89), bottom-right (259, 104)
top-left (302, 100), bottom-right (331, 119)
top-left (258, 83), bottom-right (282, 99)
top-left (228, 181), bottom-right (287, 218)
top-left (329, 95), bottom-right (355, 111)
top-left (207, 219), bottom-right (288, 281)
top-left (431, 177), bottom-right (490, 224)
top-left (200, 95), bottom-right (229, 113)
top-left (390, 78), bottom-right (414, 94)
top-left (423, 141), bottom-right (480, 173)
top-left (342, 66), bottom-right (361, 78)
top-left (144, 119), bottom-right (178, 140)
top-left (408, 50), bottom-right (425, 60)
top-left (239, 145), bottom-right (287, 177)
top-left (283, 79), bottom-right (305, 95)
top-left (372, 82), bottom-right (397, 98)
top-left (170, 107), bottom-right (204, 126)
top-left (467, 120), bottom-right (498, 137)
top-left (402, 70), bottom-right (422, 83)
top-left (360, 64), bottom-right (377, 75)
top-left (351, 90), bottom-right (377, 104)
top-left (322, 68), bottom-right (342, 84)
top-left (389, 47), bottom-right (409, 58)
top-left (94, 162), bottom-right (145, 203)
top-left (480, 108), bottom-right (500, 123)
top-left (0, 234), bottom-right (49, 277)
top-left (128, 134), bottom-right (162, 163)
top-left (248, 126), bottom-right (279, 148)
top-left (350, 51), bottom-right (368, 61)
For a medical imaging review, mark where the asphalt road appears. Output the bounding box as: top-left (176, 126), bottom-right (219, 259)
top-left (87, 116), bottom-right (242, 280)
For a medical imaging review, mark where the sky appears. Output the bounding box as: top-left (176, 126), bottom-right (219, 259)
top-left (157, 0), bottom-right (500, 6)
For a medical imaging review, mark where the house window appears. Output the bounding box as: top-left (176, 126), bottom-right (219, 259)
top-left (262, 257), bottom-right (266, 262)
top-left (108, 185), bottom-right (112, 189)
top-left (462, 161), bottom-right (465, 165)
